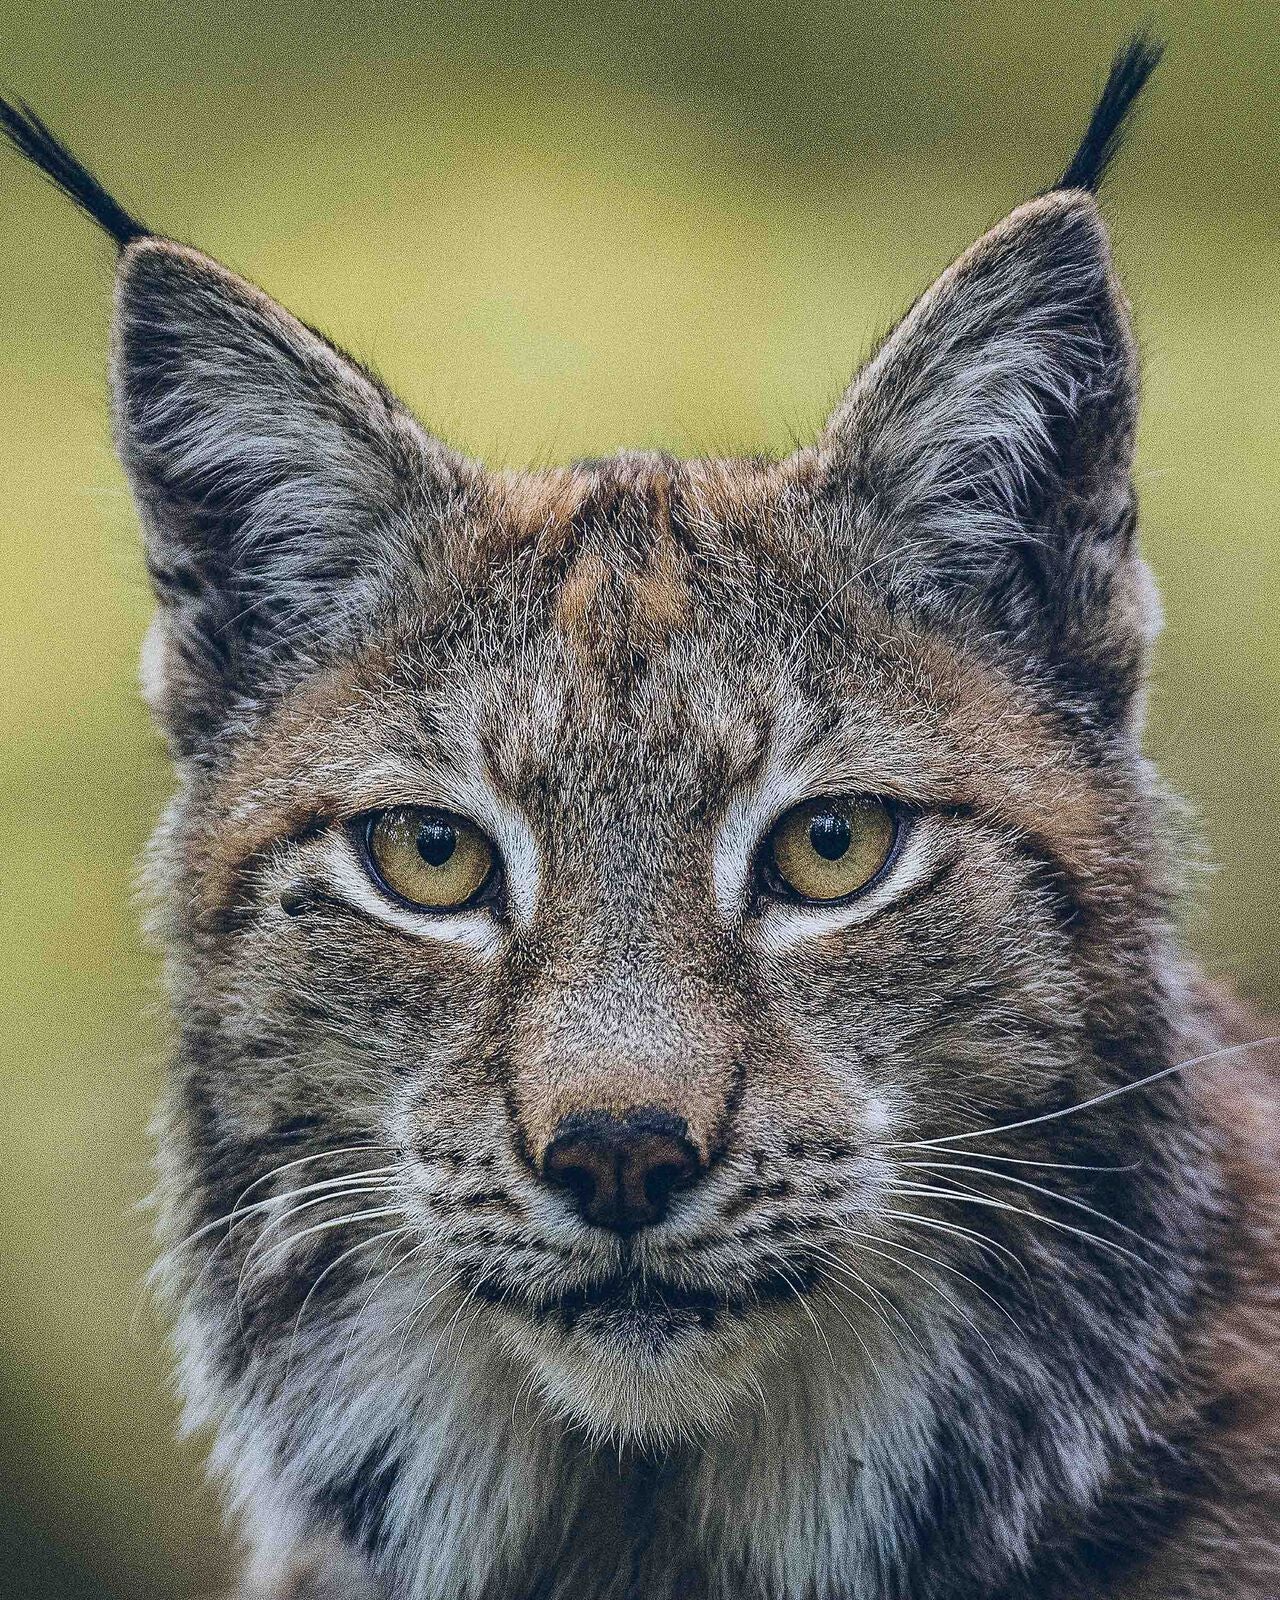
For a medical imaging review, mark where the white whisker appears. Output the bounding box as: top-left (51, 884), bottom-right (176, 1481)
top-left (845, 1226), bottom-right (1024, 1333)
top-left (878, 1207), bottom-right (1031, 1281)
top-left (236, 1203), bottom-right (402, 1318)
top-left (812, 1285), bottom-right (889, 1393)
top-left (890, 1146), bottom-right (1136, 1173)
top-left (899, 1160), bottom-right (1159, 1251)
top-left (889, 1183), bottom-right (1146, 1265)
top-left (328, 1236), bottom-right (436, 1407)
top-left (284, 1224), bottom-right (410, 1381)
top-left (799, 1242), bottom-right (925, 1357)
top-left (154, 1160), bottom-right (399, 1278)
top-left (909, 1036), bottom-right (1280, 1147)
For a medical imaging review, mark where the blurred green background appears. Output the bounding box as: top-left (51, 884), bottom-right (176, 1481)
top-left (0, 2), bottom-right (1276, 1594)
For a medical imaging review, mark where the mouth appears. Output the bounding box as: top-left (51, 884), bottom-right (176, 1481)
top-left (472, 1259), bottom-right (816, 1338)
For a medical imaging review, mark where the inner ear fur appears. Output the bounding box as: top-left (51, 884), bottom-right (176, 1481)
top-left (112, 237), bottom-right (473, 756)
top-left (818, 190), bottom-right (1154, 728)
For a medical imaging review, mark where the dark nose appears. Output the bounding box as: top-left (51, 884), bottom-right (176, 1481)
top-left (542, 1107), bottom-right (701, 1233)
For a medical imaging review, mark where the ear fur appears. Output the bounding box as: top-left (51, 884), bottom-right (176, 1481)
top-left (819, 190), bottom-right (1153, 725)
top-left (112, 239), bottom-right (472, 755)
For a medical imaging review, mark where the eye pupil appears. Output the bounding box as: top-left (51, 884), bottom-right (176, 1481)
top-left (416, 822), bottom-right (457, 867)
top-left (808, 812), bottom-right (850, 861)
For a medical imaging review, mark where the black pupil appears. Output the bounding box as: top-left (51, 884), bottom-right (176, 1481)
top-left (416, 821), bottom-right (457, 868)
top-left (809, 811), bottom-right (850, 861)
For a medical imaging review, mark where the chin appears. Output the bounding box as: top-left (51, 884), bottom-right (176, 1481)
top-left (490, 1278), bottom-right (793, 1450)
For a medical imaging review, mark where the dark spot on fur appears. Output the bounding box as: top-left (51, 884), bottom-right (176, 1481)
top-left (312, 1439), bottom-right (403, 1560)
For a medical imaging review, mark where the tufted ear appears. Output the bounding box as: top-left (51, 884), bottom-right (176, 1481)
top-left (818, 188), bottom-right (1156, 725)
top-left (112, 239), bottom-right (474, 756)
top-left (0, 101), bottom-right (476, 756)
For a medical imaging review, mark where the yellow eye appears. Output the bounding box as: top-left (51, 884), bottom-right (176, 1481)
top-left (362, 807), bottom-right (497, 911)
top-left (764, 798), bottom-right (897, 903)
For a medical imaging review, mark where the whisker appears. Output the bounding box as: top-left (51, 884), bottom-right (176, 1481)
top-left (389, 1267), bottom-right (461, 1359)
top-left (145, 1169), bottom-right (402, 1343)
top-left (799, 1243), bottom-right (925, 1357)
top-left (909, 1036), bottom-right (1280, 1148)
top-left (758, 1237), bottom-right (915, 1365)
top-left (899, 1161), bottom-right (1161, 1251)
top-left (751, 1245), bottom-right (839, 1375)
top-left (816, 1233), bottom-right (1002, 1361)
top-left (890, 1146), bottom-right (1137, 1173)
top-left (889, 1183), bottom-right (1146, 1265)
top-left (140, 1164), bottom-right (377, 1337)
top-left (235, 1184), bottom-right (398, 1283)
top-left (512, 1360), bottom-right (542, 1440)
top-left (284, 1224), bottom-right (410, 1382)
top-left (155, 1163), bottom-right (400, 1275)
top-left (844, 1226), bottom-right (1024, 1333)
top-left (845, 1235), bottom-right (1020, 1356)
top-left (741, 1368), bottom-right (772, 1428)
top-left (878, 1207), bottom-right (1031, 1281)
top-left (445, 1291), bottom-right (493, 1388)
top-left (420, 1281), bottom-right (482, 1384)
top-left (328, 1236), bottom-right (436, 1408)
top-left (812, 1285), bottom-right (890, 1392)
top-left (236, 1204), bottom-right (402, 1318)
top-left (227, 1143), bottom-right (384, 1206)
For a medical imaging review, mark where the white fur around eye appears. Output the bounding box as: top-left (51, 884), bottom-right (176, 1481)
top-left (317, 833), bottom-right (504, 956)
top-left (713, 760), bottom-right (800, 920)
top-left (750, 817), bottom-right (944, 953)
top-left (427, 778), bottom-right (541, 925)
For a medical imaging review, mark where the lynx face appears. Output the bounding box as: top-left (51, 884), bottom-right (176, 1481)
top-left (128, 172), bottom-right (1193, 1466)
top-left (159, 428), bottom-right (1157, 1458)
top-left (7, 44), bottom-right (1227, 1598)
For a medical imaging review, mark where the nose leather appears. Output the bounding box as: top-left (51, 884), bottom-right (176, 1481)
top-left (541, 1107), bottom-right (701, 1232)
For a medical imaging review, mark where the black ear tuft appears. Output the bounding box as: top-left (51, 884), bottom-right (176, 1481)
top-left (1058, 32), bottom-right (1164, 194)
top-left (0, 97), bottom-right (148, 246)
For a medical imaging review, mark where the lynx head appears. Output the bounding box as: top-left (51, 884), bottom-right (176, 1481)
top-left (7, 39), bottom-right (1211, 1598)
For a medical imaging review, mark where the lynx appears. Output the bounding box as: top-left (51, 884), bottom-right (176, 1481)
top-left (5, 35), bottom-right (1278, 1600)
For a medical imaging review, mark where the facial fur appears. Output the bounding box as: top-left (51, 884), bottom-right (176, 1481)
top-left (148, 436), bottom-right (1215, 1599)
top-left (11, 37), bottom-right (1271, 1600)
